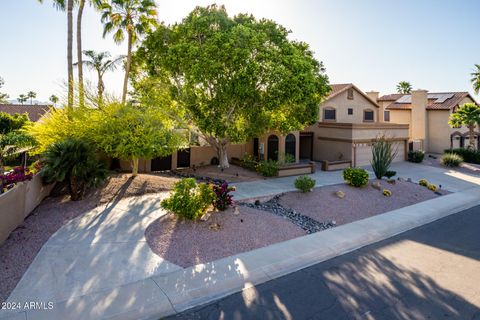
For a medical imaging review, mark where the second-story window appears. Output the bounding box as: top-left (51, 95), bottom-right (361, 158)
top-left (384, 110), bottom-right (390, 122)
top-left (348, 108), bottom-right (353, 115)
top-left (364, 109), bottom-right (374, 122)
top-left (324, 108), bottom-right (336, 121)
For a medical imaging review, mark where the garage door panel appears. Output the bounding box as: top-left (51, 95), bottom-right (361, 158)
top-left (355, 141), bottom-right (405, 167)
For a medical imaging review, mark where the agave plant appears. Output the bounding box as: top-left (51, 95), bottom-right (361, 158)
top-left (40, 138), bottom-right (108, 200)
top-left (370, 136), bottom-right (398, 179)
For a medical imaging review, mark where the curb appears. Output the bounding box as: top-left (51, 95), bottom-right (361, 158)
top-left (2, 187), bottom-right (480, 320)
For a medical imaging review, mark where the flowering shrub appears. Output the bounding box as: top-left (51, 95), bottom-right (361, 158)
top-left (212, 181), bottom-right (235, 211)
top-left (427, 184), bottom-right (438, 192)
top-left (418, 179), bottom-right (428, 187)
top-left (0, 166), bottom-right (34, 194)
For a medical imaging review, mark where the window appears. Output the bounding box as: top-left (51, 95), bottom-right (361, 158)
top-left (347, 88), bottom-right (354, 100)
top-left (384, 110), bottom-right (390, 122)
top-left (364, 109), bottom-right (374, 122)
top-left (348, 108), bottom-right (353, 115)
top-left (324, 108), bottom-right (336, 121)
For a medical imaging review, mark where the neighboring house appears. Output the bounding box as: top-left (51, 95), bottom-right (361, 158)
top-left (301, 84), bottom-right (409, 166)
top-left (376, 90), bottom-right (479, 153)
top-left (0, 104), bottom-right (52, 122)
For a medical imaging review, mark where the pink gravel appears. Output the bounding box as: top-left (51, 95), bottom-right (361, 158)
top-left (279, 179), bottom-right (449, 226)
top-left (144, 206), bottom-right (306, 268)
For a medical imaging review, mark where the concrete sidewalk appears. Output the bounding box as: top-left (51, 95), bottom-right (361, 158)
top-left (3, 186), bottom-right (480, 320)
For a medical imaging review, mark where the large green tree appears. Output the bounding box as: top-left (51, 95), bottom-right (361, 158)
top-left (100, 0), bottom-right (158, 104)
top-left (449, 103), bottom-right (480, 149)
top-left (396, 81), bottom-right (412, 94)
top-left (134, 5), bottom-right (330, 168)
top-left (472, 64), bottom-right (480, 95)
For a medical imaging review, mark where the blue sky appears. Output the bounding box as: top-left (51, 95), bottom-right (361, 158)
top-left (0, 0), bottom-right (479, 102)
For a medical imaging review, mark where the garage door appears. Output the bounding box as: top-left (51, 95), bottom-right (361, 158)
top-left (355, 141), bottom-right (405, 167)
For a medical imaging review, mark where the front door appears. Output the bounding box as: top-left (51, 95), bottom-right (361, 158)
top-left (177, 148), bottom-right (191, 168)
top-left (299, 133), bottom-right (313, 160)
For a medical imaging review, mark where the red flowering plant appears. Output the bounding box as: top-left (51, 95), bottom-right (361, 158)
top-left (0, 166), bottom-right (34, 194)
top-left (211, 181), bottom-right (236, 211)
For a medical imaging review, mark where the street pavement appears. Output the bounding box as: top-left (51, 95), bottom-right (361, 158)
top-left (168, 205), bottom-right (480, 320)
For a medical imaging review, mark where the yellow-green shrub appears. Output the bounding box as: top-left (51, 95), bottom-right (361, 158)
top-left (383, 189), bottom-right (392, 197)
top-left (419, 179), bottom-right (428, 187)
top-left (427, 184), bottom-right (438, 192)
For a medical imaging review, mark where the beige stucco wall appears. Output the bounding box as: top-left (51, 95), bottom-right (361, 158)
top-left (320, 89), bottom-right (379, 123)
top-left (258, 131), bottom-right (300, 163)
top-left (313, 140), bottom-right (352, 162)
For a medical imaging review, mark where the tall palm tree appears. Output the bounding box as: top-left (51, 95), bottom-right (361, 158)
top-left (471, 64), bottom-right (480, 95)
top-left (100, 0), bottom-right (158, 104)
top-left (27, 91), bottom-right (37, 104)
top-left (17, 94), bottom-right (28, 105)
top-left (50, 94), bottom-right (60, 106)
top-left (75, 50), bottom-right (124, 100)
top-left (38, 0), bottom-right (74, 109)
top-left (449, 103), bottom-right (480, 149)
top-left (396, 81), bottom-right (413, 94)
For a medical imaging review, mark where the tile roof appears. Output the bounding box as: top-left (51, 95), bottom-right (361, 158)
top-left (0, 104), bottom-right (51, 122)
top-left (328, 83), bottom-right (353, 99)
top-left (383, 92), bottom-right (475, 110)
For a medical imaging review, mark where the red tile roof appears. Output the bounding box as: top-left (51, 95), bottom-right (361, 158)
top-left (383, 92), bottom-right (476, 110)
top-left (325, 83), bottom-right (379, 107)
top-left (0, 104), bottom-right (51, 122)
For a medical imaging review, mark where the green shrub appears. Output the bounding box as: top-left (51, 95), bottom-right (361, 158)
top-left (419, 179), bottom-right (428, 187)
top-left (427, 184), bottom-right (438, 192)
top-left (383, 189), bottom-right (392, 197)
top-left (342, 167), bottom-right (369, 187)
top-left (408, 150), bottom-right (425, 163)
top-left (256, 159), bottom-right (279, 177)
top-left (277, 153), bottom-right (295, 166)
top-left (241, 154), bottom-right (257, 170)
top-left (370, 137), bottom-right (398, 179)
top-left (384, 171), bottom-right (396, 179)
top-left (440, 153), bottom-right (463, 167)
top-left (41, 138), bottom-right (108, 200)
top-left (294, 175), bottom-right (316, 192)
top-left (161, 178), bottom-right (216, 220)
top-left (444, 148), bottom-right (480, 164)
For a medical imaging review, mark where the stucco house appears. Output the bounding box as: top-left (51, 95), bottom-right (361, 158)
top-left (375, 90), bottom-right (479, 153)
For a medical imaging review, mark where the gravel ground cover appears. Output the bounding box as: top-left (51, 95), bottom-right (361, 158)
top-left (422, 154), bottom-right (480, 176)
top-left (0, 173), bottom-right (179, 303)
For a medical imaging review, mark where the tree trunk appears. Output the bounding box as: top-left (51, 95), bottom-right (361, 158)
top-left (67, 0), bottom-right (74, 109)
top-left (218, 144), bottom-right (229, 169)
top-left (77, 0), bottom-right (85, 107)
top-left (132, 157), bottom-right (139, 177)
top-left (97, 70), bottom-right (104, 104)
top-left (122, 30), bottom-right (133, 104)
top-left (468, 124), bottom-right (475, 149)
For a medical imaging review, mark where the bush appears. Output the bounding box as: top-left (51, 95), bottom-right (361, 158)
top-left (444, 148), bottom-right (480, 164)
top-left (241, 154), bottom-right (257, 170)
top-left (212, 181), bottom-right (235, 211)
top-left (343, 167), bottom-right (369, 187)
top-left (440, 153), bottom-right (463, 167)
top-left (0, 166), bottom-right (34, 194)
top-left (383, 189), bottom-right (392, 197)
top-left (419, 179), bottom-right (428, 187)
top-left (384, 171), bottom-right (396, 179)
top-left (427, 184), bottom-right (438, 192)
top-left (408, 150), bottom-right (425, 163)
top-left (40, 138), bottom-right (109, 200)
top-left (370, 137), bottom-right (397, 179)
top-left (256, 159), bottom-right (279, 177)
top-left (277, 153), bottom-right (295, 166)
top-left (161, 178), bottom-right (216, 219)
top-left (294, 175), bottom-right (316, 192)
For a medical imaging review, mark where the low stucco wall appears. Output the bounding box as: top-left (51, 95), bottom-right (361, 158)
top-left (0, 174), bottom-right (54, 245)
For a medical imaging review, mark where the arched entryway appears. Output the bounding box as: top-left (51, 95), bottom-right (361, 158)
top-left (285, 133), bottom-right (296, 160)
top-left (267, 135), bottom-right (279, 161)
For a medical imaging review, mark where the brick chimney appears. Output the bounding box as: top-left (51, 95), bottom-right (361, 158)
top-left (366, 91), bottom-right (381, 122)
top-left (411, 89), bottom-right (428, 149)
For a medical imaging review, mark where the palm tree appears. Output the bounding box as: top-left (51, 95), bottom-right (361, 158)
top-left (50, 94), bottom-right (60, 106)
top-left (74, 50), bottom-right (124, 100)
top-left (17, 94), bottom-right (28, 105)
top-left (38, 0), bottom-right (74, 109)
top-left (471, 64), bottom-right (480, 95)
top-left (27, 91), bottom-right (37, 104)
top-left (449, 103), bottom-right (480, 149)
top-left (100, 0), bottom-right (158, 104)
top-left (396, 81), bottom-right (413, 94)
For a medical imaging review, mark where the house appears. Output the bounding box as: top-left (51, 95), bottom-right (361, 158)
top-left (300, 84), bottom-right (409, 167)
top-left (376, 90), bottom-right (479, 153)
top-left (0, 104), bottom-right (52, 122)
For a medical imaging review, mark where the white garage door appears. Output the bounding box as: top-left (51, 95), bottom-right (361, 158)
top-left (355, 141), bottom-right (405, 167)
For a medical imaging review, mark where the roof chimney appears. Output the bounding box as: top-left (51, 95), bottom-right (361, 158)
top-left (366, 91), bottom-right (381, 122)
top-left (411, 90), bottom-right (428, 149)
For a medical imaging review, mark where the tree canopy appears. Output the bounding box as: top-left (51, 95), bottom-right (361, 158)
top-left (134, 5), bottom-right (330, 167)
top-left (396, 81), bottom-right (412, 94)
